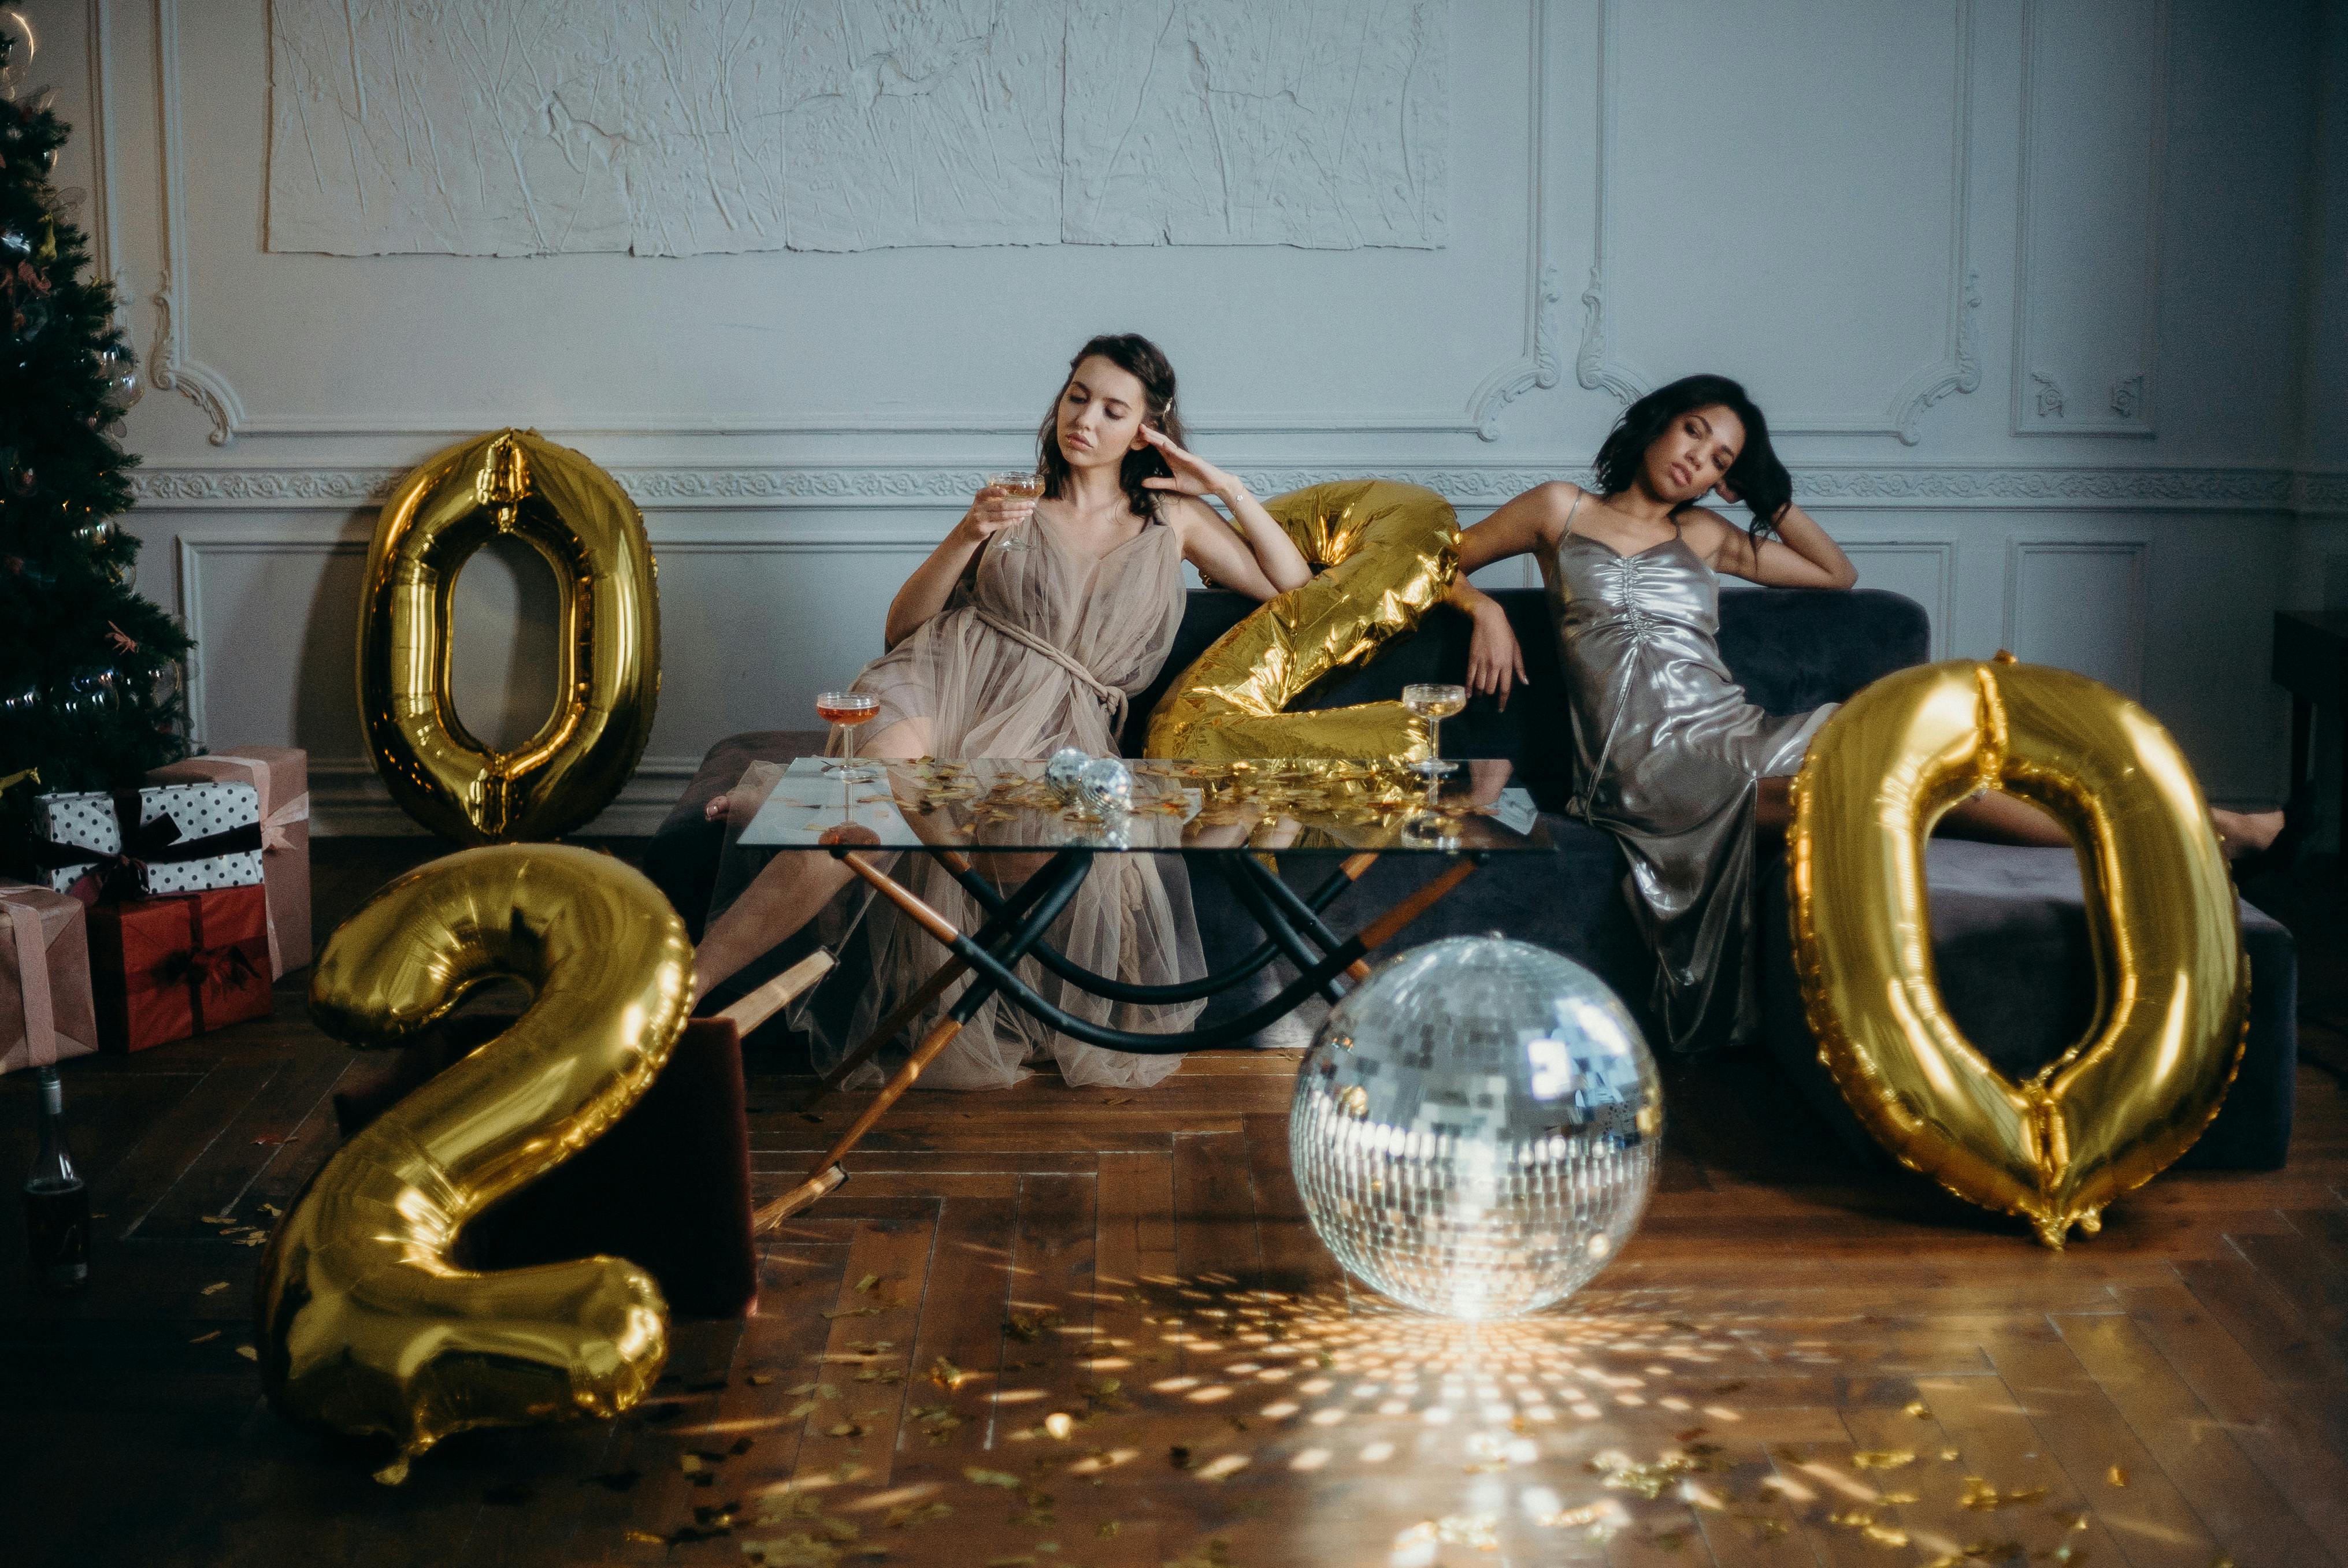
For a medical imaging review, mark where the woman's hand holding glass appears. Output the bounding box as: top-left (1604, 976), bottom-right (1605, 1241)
top-left (959, 477), bottom-right (1040, 552)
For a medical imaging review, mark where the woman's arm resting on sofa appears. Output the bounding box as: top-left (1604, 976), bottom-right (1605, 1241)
top-left (1443, 488), bottom-right (1569, 711)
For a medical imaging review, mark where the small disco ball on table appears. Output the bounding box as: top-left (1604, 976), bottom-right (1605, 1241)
top-left (1289, 936), bottom-right (1662, 1320)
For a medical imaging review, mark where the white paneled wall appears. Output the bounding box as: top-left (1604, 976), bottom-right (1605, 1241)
top-left (20, 0), bottom-right (2338, 834)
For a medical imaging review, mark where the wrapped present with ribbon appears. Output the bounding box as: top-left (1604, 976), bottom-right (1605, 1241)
top-left (31, 785), bottom-right (267, 906)
top-left (87, 883), bottom-right (272, 1052)
top-left (0, 881), bottom-right (99, 1075)
top-left (147, 748), bottom-right (311, 975)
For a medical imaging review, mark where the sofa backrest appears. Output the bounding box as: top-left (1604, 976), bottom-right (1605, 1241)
top-left (1123, 586), bottom-right (1933, 811)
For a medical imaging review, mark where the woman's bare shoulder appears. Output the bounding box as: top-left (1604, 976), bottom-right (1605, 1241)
top-left (1674, 507), bottom-right (1737, 562)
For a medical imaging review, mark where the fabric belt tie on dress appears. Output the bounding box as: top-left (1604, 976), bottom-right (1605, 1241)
top-left (970, 608), bottom-right (1129, 734)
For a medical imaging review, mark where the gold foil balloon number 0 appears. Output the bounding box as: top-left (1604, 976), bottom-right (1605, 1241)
top-left (1789, 656), bottom-right (2248, 1247)
top-left (258, 845), bottom-right (694, 1476)
top-left (359, 429), bottom-right (659, 843)
top-left (1146, 480), bottom-right (1457, 763)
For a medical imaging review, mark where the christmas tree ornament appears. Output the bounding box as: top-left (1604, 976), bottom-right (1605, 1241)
top-left (358, 429), bottom-right (660, 844)
top-left (263, 845), bottom-right (689, 1476)
top-left (1789, 654), bottom-right (2248, 1248)
top-left (1290, 937), bottom-right (1661, 1319)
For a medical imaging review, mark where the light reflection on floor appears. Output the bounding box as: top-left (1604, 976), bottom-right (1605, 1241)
top-left (696, 1270), bottom-right (2128, 1567)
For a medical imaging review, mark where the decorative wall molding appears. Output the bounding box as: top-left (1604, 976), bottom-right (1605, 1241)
top-left (2291, 470), bottom-right (2348, 514)
top-left (130, 462), bottom-right (2309, 512)
top-left (144, 0), bottom-right (243, 444)
top-left (2003, 539), bottom-right (2149, 697)
top-left (2009, 0), bottom-right (2167, 438)
top-left (1466, 2), bottom-right (1563, 441)
top-left (172, 534), bottom-right (363, 748)
top-left (123, 0), bottom-right (1557, 447)
top-left (1576, 0), bottom-right (1980, 443)
top-left (2029, 371), bottom-right (2065, 418)
top-left (81, 0), bottom-right (132, 349)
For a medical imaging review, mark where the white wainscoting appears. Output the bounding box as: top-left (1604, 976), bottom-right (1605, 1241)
top-left (140, 465), bottom-right (2302, 835)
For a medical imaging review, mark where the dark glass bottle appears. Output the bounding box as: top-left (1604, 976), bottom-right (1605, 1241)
top-left (23, 1065), bottom-right (90, 1292)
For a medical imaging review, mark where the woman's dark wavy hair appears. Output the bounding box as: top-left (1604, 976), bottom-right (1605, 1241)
top-left (1592, 373), bottom-right (1791, 543)
top-left (1037, 333), bottom-right (1183, 522)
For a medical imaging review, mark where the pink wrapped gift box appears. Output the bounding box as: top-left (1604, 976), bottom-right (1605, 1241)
top-left (0, 880), bottom-right (99, 1075)
top-left (147, 747), bottom-right (311, 975)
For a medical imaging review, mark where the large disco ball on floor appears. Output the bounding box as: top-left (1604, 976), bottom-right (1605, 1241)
top-left (1290, 937), bottom-right (1661, 1318)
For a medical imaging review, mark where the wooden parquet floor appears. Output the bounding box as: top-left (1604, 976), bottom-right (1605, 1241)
top-left (2, 840), bottom-right (2346, 1567)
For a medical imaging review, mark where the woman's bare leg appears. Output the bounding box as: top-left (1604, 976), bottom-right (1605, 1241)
top-left (1755, 777), bottom-right (2283, 857)
top-left (691, 718), bottom-right (933, 1005)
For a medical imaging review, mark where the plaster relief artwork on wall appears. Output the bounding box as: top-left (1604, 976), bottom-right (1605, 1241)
top-left (267, 0), bottom-right (1448, 257)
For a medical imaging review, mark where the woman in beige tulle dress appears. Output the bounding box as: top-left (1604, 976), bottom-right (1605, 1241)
top-left (692, 333), bottom-right (1312, 1089)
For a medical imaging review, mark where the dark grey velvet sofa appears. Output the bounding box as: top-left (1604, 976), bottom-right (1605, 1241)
top-left (645, 585), bottom-right (2295, 1169)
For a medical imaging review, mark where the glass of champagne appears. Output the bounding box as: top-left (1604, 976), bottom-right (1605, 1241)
top-left (1401, 682), bottom-right (1467, 781)
top-left (988, 470), bottom-right (1045, 551)
top-left (815, 690), bottom-right (881, 781)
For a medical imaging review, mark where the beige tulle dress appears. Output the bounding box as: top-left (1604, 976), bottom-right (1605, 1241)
top-left (822, 512), bottom-right (1205, 1090)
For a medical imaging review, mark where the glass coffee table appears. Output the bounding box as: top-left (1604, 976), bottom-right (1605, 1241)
top-left (706, 757), bottom-right (1559, 1222)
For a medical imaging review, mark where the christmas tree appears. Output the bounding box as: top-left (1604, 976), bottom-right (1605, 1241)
top-left (0, 25), bottom-right (190, 846)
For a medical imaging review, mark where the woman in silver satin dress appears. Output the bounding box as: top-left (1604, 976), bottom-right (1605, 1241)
top-left (1445, 375), bottom-right (2276, 1053)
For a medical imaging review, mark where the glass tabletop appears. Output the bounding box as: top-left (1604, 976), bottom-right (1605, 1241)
top-left (718, 757), bottom-right (1557, 857)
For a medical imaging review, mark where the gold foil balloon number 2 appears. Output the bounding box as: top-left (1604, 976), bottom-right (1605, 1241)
top-left (359, 429), bottom-right (659, 844)
top-left (1790, 655), bottom-right (2248, 1248)
top-left (1145, 480), bottom-right (1457, 763)
top-left (258, 845), bottom-right (694, 1477)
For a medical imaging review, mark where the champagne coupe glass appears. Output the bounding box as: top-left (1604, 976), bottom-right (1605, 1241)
top-left (988, 471), bottom-right (1045, 552)
top-left (815, 690), bottom-right (881, 781)
top-left (1401, 682), bottom-right (1467, 781)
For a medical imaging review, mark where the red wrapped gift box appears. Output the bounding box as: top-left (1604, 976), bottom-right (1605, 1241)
top-left (87, 884), bottom-right (273, 1052)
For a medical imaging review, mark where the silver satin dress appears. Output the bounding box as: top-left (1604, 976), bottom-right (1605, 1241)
top-left (1539, 513), bottom-right (1835, 1053)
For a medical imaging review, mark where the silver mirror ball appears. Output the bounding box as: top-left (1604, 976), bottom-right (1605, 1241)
top-left (1289, 936), bottom-right (1663, 1319)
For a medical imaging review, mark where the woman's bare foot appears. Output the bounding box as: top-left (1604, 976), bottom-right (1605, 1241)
top-left (2212, 808), bottom-right (2284, 861)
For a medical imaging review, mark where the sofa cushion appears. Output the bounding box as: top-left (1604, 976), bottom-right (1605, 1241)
top-left (1757, 839), bottom-right (2295, 1171)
